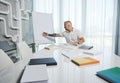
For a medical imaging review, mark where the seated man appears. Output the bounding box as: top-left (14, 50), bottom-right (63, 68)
top-left (43, 21), bottom-right (85, 46)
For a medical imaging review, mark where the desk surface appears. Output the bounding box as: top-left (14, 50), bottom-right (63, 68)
top-left (33, 44), bottom-right (120, 83)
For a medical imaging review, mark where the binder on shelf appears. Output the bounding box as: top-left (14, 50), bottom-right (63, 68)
top-left (29, 58), bottom-right (57, 66)
top-left (20, 65), bottom-right (48, 83)
top-left (96, 67), bottom-right (120, 83)
top-left (71, 57), bottom-right (99, 66)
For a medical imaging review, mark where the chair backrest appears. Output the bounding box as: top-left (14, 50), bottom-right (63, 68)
top-left (17, 41), bottom-right (32, 66)
top-left (0, 49), bottom-right (15, 83)
top-left (0, 49), bottom-right (14, 68)
top-left (17, 41), bottom-right (33, 59)
top-left (55, 37), bottom-right (67, 44)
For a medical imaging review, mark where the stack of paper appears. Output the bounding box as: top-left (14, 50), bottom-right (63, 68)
top-left (96, 67), bottom-right (120, 83)
top-left (20, 65), bottom-right (48, 83)
top-left (71, 57), bottom-right (99, 66)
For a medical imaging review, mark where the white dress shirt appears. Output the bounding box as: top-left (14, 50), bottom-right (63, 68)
top-left (61, 29), bottom-right (83, 43)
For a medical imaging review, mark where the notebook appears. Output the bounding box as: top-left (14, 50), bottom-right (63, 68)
top-left (96, 67), bottom-right (120, 83)
top-left (71, 57), bottom-right (99, 66)
top-left (29, 58), bottom-right (57, 66)
top-left (79, 45), bottom-right (93, 50)
top-left (20, 65), bottom-right (48, 83)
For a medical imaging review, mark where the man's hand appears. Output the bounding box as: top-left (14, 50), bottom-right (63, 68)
top-left (42, 32), bottom-right (49, 37)
top-left (78, 37), bottom-right (85, 44)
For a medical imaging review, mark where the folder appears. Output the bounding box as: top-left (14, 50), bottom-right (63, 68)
top-left (96, 67), bottom-right (120, 83)
top-left (20, 65), bottom-right (48, 83)
top-left (71, 57), bottom-right (99, 66)
top-left (29, 58), bottom-right (57, 66)
top-left (79, 45), bottom-right (93, 50)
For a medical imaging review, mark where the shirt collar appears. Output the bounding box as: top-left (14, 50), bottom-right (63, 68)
top-left (66, 28), bottom-right (74, 33)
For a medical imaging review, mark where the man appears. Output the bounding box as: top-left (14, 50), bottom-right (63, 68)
top-left (43, 21), bottom-right (85, 46)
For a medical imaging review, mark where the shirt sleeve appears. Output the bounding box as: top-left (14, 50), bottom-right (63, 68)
top-left (59, 32), bottom-right (64, 37)
top-left (75, 29), bottom-right (83, 38)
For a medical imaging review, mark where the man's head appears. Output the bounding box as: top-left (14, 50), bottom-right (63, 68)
top-left (64, 21), bottom-right (73, 32)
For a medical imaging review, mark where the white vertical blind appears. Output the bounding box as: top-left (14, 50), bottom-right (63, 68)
top-left (33, 0), bottom-right (117, 50)
top-left (85, 0), bottom-right (117, 49)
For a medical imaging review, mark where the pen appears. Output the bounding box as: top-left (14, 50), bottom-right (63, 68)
top-left (61, 53), bottom-right (70, 59)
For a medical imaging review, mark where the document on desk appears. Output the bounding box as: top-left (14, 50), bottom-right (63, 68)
top-left (43, 44), bottom-right (77, 50)
top-left (32, 49), bottom-right (54, 59)
top-left (61, 49), bottom-right (83, 59)
top-left (44, 45), bottom-right (60, 50)
top-left (83, 49), bottom-right (102, 55)
top-left (20, 65), bottom-right (48, 83)
top-left (58, 44), bottom-right (77, 50)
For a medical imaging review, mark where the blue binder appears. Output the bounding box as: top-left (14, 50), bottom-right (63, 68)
top-left (29, 58), bottom-right (57, 66)
top-left (96, 67), bottom-right (120, 83)
top-left (79, 45), bottom-right (93, 50)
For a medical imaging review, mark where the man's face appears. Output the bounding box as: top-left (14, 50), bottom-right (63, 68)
top-left (64, 22), bottom-right (73, 32)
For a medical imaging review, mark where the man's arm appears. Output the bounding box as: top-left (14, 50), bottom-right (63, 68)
top-left (49, 33), bottom-right (61, 37)
top-left (70, 37), bottom-right (85, 46)
top-left (42, 32), bottom-right (61, 37)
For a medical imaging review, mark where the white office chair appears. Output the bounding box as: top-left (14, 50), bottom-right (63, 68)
top-left (17, 41), bottom-right (33, 67)
top-left (55, 37), bottom-right (67, 44)
top-left (0, 49), bottom-right (15, 83)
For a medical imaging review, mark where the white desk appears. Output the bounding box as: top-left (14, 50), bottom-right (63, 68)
top-left (1, 42), bottom-right (120, 83)
top-left (33, 44), bottom-right (120, 83)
